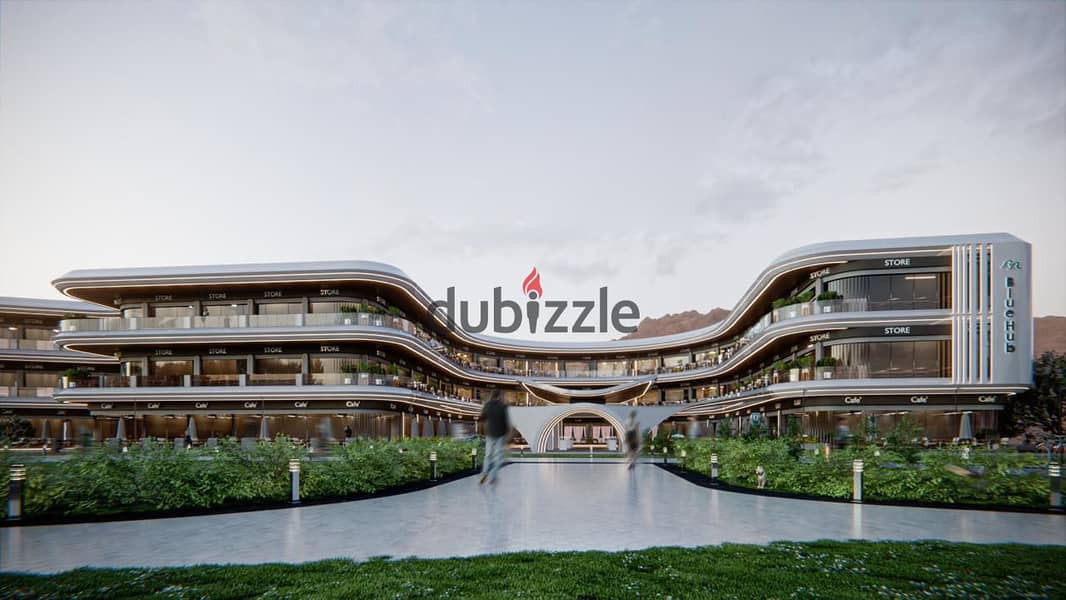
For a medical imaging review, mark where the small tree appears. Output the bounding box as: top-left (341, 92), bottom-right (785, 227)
top-left (0, 416), bottom-right (35, 442)
top-left (1004, 352), bottom-right (1065, 437)
top-left (885, 414), bottom-right (923, 463)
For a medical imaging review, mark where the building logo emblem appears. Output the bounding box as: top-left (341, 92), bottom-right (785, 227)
top-left (1001, 259), bottom-right (1022, 270)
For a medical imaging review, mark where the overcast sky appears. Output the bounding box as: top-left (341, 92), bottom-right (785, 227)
top-left (1, 1), bottom-right (1063, 340)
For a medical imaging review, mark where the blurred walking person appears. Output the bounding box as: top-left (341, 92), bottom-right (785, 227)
top-left (625, 409), bottom-right (641, 471)
top-left (479, 391), bottom-right (510, 484)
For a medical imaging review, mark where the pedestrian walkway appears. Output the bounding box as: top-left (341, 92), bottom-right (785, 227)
top-left (2, 462), bottom-right (1063, 573)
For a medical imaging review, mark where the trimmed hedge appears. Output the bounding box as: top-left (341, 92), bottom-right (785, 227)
top-left (0, 436), bottom-right (478, 519)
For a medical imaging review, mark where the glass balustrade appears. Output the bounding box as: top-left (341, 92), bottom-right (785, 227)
top-left (56, 295), bottom-right (910, 382)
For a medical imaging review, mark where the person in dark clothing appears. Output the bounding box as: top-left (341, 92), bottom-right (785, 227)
top-left (344, 425), bottom-right (353, 439)
top-left (479, 391), bottom-right (510, 484)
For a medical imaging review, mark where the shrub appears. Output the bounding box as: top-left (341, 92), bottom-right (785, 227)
top-left (0, 436), bottom-right (479, 519)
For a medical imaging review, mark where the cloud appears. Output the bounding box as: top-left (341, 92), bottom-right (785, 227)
top-left (869, 144), bottom-right (941, 195)
top-left (194, 1), bottom-right (492, 108)
top-left (694, 173), bottom-right (782, 223)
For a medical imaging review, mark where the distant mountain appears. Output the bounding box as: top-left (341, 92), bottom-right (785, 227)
top-left (620, 308), bottom-right (731, 340)
top-left (1035, 316), bottom-right (1066, 357)
top-left (622, 309), bottom-right (1065, 358)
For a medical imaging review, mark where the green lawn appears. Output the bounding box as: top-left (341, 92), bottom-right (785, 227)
top-left (3, 541), bottom-right (1062, 599)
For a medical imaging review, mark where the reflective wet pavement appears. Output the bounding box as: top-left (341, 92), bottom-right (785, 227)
top-left (2, 462), bottom-right (1063, 573)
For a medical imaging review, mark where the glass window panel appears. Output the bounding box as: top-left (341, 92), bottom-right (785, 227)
top-left (204, 303), bottom-right (247, 317)
top-left (202, 358), bottom-right (247, 375)
top-left (909, 274), bottom-right (939, 309)
top-left (867, 343), bottom-right (891, 377)
top-left (24, 372), bottom-right (59, 387)
top-left (564, 361), bottom-right (591, 377)
top-left (151, 359), bottom-right (193, 376)
top-left (23, 327), bottom-right (55, 341)
top-left (663, 354), bottom-right (689, 368)
top-left (633, 358), bottom-right (658, 374)
top-left (257, 302), bottom-right (302, 315)
top-left (912, 341), bottom-right (939, 377)
top-left (153, 305), bottom-right (194, 317)
top-left (122, 361), bottom-right (144, 376)
top-left (255, 357), bottom-right (302, 374)
top-left (888, 341), bottom-right (914, 376)
top-left (866, 275), bottom-right (891, 310)
top-left (122, 307), bottom-right (144, 318)
top-left (0, 372), bottom-right (16, 385)
top-left (596, 360), bottom-right (627, 377)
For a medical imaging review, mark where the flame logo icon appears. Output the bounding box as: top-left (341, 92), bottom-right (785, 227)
top-left (521, 267), bottom-right (543, 300)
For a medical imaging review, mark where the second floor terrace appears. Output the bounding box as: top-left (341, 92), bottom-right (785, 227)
top-left (56, 296), bottom-right (927, 381)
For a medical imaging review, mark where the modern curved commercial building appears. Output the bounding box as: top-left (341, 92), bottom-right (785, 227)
top-left (0, 297), bottom-right (118, 443)
top-left (30, 232), bottom-right (1032, 450)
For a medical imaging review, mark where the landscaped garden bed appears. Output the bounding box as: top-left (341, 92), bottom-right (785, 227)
top-left (667, 437), bottom-right (1054, 508)
top-left (0, 436), bottom-right (479, 521)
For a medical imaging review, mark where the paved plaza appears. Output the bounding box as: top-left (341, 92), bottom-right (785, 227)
top-left (2, 462), bottom-right (1064, 573)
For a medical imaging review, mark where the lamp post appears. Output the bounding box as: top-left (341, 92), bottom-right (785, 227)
top-left (852, 459), bottom-right (864, 503)
top-left (289, 459), bottom-right (301, 505)
top-left (680, 449), bottom-right (687, 469)
top-left (430, 450), bottom-right (438, 481)
top-left (711, 453), bottom-right (719, 483)
top-left (471, 446), bottom-right (478, 470)
top-left (7, 464), bottom-right (26, 521)
top-left (1050, 464), bottom-right (1062, 510)
top-left (662, 446), bottom-right (668, 465)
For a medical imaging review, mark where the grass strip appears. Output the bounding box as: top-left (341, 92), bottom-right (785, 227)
top-left (3, 541), bottom-right (1063, 599)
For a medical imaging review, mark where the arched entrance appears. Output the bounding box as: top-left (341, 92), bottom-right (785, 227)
top-left (535, 406), bottom-right (626, 453)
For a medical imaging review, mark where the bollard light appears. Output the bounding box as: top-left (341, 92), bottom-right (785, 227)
top-left (7, 464), bottom-right (26, 521)
top-left (681, 449), bottom-right (687, 469)
top-left (430, 450), bottom-right (439, 481)
top-left (711, 453), bottom-right (719, 483)
top-left (1050, 464), bottom-right (1062, 510)
top-left (471, 446), bottom-right (478, 470)
top-left (289, 458), bottom-right (301, 505)
top-left (852, 459), bottom-right (864, 503)
top-left (662, 446), bottom-right (668, 464)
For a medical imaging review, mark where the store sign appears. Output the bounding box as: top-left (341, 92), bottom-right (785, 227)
top-left (1003, 269), bottom-right (1020, 353)
top-left (345, 401), bottom-right (361, 408)
top-left (843, 396), bottom-right (862, 404)
top-left (155, 349), bottom-right (173, 356)
top-left (909, 396), bottom-right (928, 404)
top-left (978, 395), bottom-right (997, 403)
top-left (195, 402), bottom-right (209, 409)
top-left (294, 401), bottom-right (308, 408)
top-left (147, 403), bottom-right (160, 409)
top-left (244, 401), bottom-right (258, 408)
top-left (319, 288), bottom-right (341, 296)
top-left (883, 326), bottom-right (911, 335)
top-left (883, 258), bottom-right (912, 267)
top-left (809, 333), bottom-right (831, 343)
top-left (207, 292), bottom-right (227, 300)
top-left (809, 267), bottom-right (830, 280)
top-left (209, 348), bottom-right (227, 355)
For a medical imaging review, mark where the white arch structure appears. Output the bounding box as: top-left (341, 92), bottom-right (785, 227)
top-left (509, 403), bottom-right (688, 453)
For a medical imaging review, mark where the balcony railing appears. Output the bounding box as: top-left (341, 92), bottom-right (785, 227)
top-left (65, 372), bottom-right (477, 404)
top-left (58, 297), bottom-right (897, 380)
top-left (0, 339), bottom-right (59, 351)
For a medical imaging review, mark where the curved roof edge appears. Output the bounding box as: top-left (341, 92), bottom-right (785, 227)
top-left (53, 259), bottom-right (409, 285)
top-left (0, 296), bottom-right (117, 317)
top-left (48, 233), bottom-right (1028, 353)
top-left (772, 232), bottom-right (1022, 264)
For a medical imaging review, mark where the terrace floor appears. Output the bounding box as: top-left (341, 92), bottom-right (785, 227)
top-left (2, 461), bottom-right (1063, 573)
